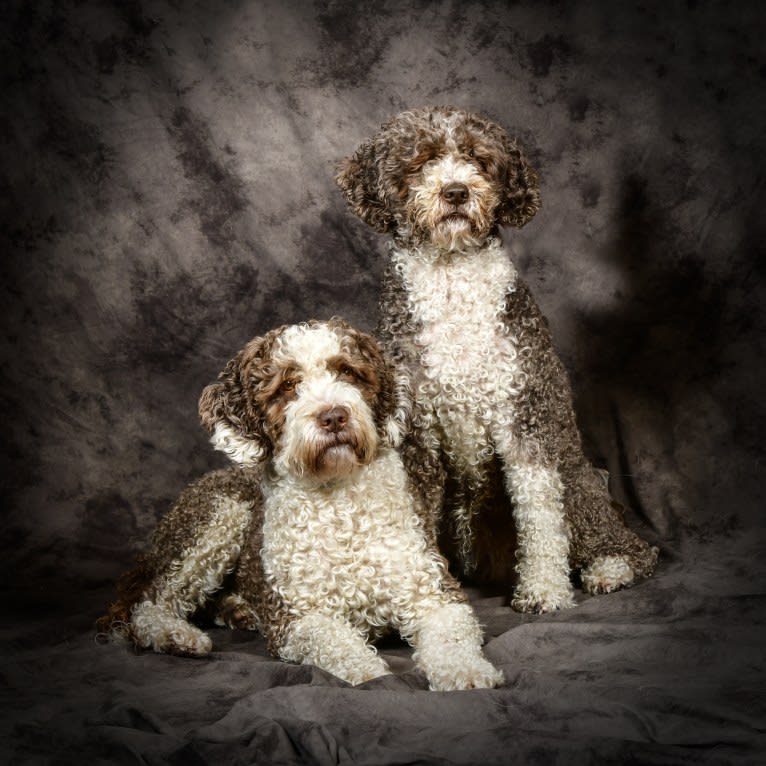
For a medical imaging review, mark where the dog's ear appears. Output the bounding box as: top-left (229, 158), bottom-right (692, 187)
top-left (497, 139), bottom-right (542, 228)
top-left (336, 320), bottom-right (412, 447)
top-left (335, 137), bottom-right (397, 233)
top-left (199, 343), bottom-right (270, 467)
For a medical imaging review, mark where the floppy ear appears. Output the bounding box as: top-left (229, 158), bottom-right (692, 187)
top-left (497, 139), bottom-right (542, 228)
top-left (335, 319), bottom-right (412, 448)
top-left (198, 349), bottom-right (270, 467)
top-left (335, 137), bottom-right (396, 233)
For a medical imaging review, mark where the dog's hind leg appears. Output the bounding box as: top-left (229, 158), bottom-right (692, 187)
top-left (564, 464), bottom-right (659, 594)
top-left (130, 495), bottom-right (253, 655)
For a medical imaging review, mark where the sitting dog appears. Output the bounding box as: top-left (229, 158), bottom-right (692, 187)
top-left (98, 319), bottom-right (502, 690)
top-left (336, 106), bottom-right (658, 612)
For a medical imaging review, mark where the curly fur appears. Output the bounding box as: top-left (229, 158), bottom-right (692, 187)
top-left (336, 106), bottom-right (658, 612)
top-left (98, 320), bottom-right (502, 690)
top-left (96, 468), bottom-right (263, 655)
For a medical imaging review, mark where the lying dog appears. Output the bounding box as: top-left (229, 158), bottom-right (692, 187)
top-left (336, 106), bottom-right (658, 612)
top-left (98, 319), bottom-right (502, 690)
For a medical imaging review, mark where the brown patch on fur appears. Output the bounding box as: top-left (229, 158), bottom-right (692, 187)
top-left (199, 325), bottom-right (291, 452)
top-left (95, 555), bottom-right (155, 633)
top-left (496, 137), bottom-right (541, 228)
top-left (335, 321), bottom-right (400, 437)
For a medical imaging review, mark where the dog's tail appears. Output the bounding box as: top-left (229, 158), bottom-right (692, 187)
top-left (95, 557), bottom-right (154, 642)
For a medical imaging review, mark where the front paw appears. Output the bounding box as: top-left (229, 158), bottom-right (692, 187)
top-left (428, 654), bottom-right (505, 691)
top-left (512, 582), bottom-right (576, 613)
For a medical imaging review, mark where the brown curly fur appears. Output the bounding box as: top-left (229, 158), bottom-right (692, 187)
top-left (336, 106), bottom-right (658, 601)
top-left (336, 105), bottom-right (541, 243)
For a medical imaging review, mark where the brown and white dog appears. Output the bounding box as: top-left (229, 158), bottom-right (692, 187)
top-left (98, 319), bottom-right (502, 690)
top-left (336, 106), bottom-right (658, 612)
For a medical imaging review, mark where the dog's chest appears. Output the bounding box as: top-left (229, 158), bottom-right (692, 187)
top-left (393, 246), bottom-right (522, 400)
top-left (260, 451), bottom-right (442, 622)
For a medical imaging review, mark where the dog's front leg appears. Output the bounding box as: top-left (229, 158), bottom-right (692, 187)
top-left (406, 601), bottom-right (504, 691)
top-left (278, 613), bottom-right (390, 685)
top-left (493, 431), bottom-right (576, 612)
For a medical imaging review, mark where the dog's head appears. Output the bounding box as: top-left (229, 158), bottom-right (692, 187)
top-left (199, 319), bottom-right (411, 482)
top-left (336, 106), bottom-right (541, 252)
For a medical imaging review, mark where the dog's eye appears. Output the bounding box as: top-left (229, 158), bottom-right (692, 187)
top-left (340, 365), bottom-right (356, 379)
top-left (467, 147), bottom-right (475, 158)
top-left (281, 378), bottom-right (296, 391)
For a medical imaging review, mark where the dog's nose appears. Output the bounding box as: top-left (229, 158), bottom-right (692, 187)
top-left (316, 406), bottom-right (350, 433)
top-left (441, 182), bottom-right (469, 205)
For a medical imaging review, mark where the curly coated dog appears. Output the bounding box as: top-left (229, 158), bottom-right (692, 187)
top-left (98, 319), bottom-right (502, 690)
top-left (336, 106), bottom-right (658, 613)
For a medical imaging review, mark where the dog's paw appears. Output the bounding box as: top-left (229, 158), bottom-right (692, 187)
top-left (581, 555), bottom-right (635, 595)
top-left (427, 654), bottom-right (504, 691)
top-left (346, 655), bottom-right (392, 686)
top-left (214, 594), bottom-right (260, 631)
top-left (131, 603), bottom-right (213, 657)
top-left (163, 624), bottom-right (213, 657)
top-left (511, 582), bottom-right (576, 613)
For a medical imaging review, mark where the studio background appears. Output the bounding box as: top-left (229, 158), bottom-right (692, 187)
top-left (2, 1), bottom-right (764, 763)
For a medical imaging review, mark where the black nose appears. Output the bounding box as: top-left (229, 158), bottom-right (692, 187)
top-left (317, 406), bottom-right (349, 433)
top-left (441, 182), bottom-right (469, 205)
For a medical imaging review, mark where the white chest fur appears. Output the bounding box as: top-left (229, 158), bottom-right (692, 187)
top-left (391, 242), bottom-right (524, 472)
top-left (260, 449), bottom-right (446, 633)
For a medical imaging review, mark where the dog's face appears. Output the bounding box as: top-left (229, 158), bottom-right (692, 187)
top-left (199, 319), bottom-right (410, 482)
top-left (336, 106), bottom-right (541, 251)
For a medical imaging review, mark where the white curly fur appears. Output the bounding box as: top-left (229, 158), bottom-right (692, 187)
top-left (263, 442), bottom-right (501, 689)
top-left (130, 496), bottom-right (253, 655)
top-left (246, 323), bottom-right (502, 688)
top-left (183, 322), bottom-right (502, 689)
top-left (210, 421), bottom-right (265, 467)
top-left (410, 602), bottom-right (503, 691)
top-left (391, 239), bottom-right (575, 611)
top-left (280, 612), bottom-right (391, 685)
top-left (382, 370), bottom-right (413, 448)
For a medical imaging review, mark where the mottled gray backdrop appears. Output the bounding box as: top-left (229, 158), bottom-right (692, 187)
top-left (2, 1), bottom-right (765, 763)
